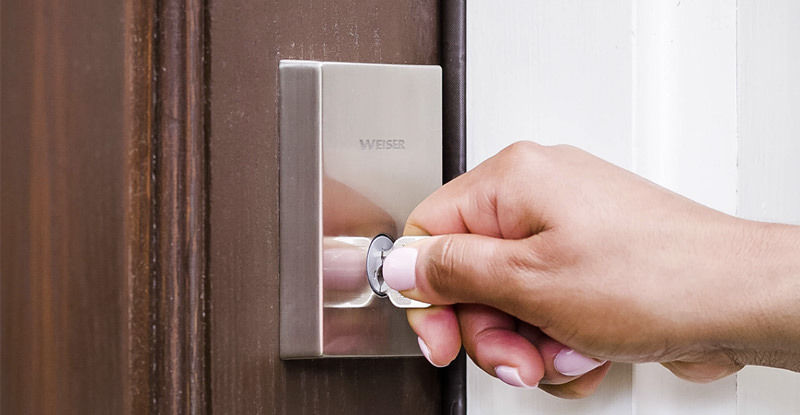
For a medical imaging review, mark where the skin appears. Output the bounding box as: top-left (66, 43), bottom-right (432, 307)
top-left (391, 141), bottom-right (800, 398)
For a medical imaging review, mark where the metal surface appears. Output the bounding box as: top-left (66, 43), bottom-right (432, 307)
top-left (279, 60), bottom-right (442, 358)
top-left (366, 234), bottom-right (394, 297)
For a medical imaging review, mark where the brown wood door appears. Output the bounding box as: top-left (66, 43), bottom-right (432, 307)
top-left (1, 1), bottom-right (463, 414)
top-left (205, 1), bottom-right (444, 413)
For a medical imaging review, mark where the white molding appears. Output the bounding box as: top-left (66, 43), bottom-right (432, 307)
top-left (467, 1), bottom-right (634, 413)
top-left (467, 0), bottom-right (799, 413)
top-left (630, 1), bottom-right (738, 412)
top-left (631, 0), bottom-right (738, 214)
top-left (736, 1), bottom-right (800, 412)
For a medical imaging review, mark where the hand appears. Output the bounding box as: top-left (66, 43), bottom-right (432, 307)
top-left (382, 141), bottom-right (800, 398)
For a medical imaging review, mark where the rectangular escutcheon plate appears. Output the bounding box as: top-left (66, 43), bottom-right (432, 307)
top-left (279, 60), bottom-right (442, 358)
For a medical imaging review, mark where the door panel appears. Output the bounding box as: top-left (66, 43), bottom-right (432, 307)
top-left (206, 1), bottom-right (442, 413)
top-left (2, 1), bottom-right (446, 413)
top-left (1, 2), bottom-right (128, 413)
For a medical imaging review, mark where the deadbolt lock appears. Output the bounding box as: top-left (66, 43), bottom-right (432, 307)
top-left (279, 60), bottom-right (442, 359)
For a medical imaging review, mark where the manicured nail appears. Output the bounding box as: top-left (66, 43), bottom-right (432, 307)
top-left (494, 365), bottom-right (537, 388)
top-left (554, 349), bottom-right (605, 376)
top-left (418, 337), bottom-right (446, 368)
top-left (383, 247), bottom-right (418, 291)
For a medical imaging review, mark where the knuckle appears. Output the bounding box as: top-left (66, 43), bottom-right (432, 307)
top-left (509, 140), bottom-right (543, 152)
top-left (487, 141), bottom-right (548, 179)
top-left (502, 141), bottom-right (544, 160)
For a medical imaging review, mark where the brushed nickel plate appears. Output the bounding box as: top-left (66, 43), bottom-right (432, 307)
top-left (279, 60), bottom-right (442, 358)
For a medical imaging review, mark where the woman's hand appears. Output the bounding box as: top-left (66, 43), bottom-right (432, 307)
top-left (382, 141), bottom-right (800, 398)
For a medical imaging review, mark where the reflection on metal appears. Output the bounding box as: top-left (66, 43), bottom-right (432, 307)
top-left (279, 60), bottom-right (442, 358)
top-left (324, 236), bottom-right (375, 308)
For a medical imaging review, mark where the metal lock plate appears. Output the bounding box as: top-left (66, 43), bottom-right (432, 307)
top-left (279, 60), bottom-right (441, 358)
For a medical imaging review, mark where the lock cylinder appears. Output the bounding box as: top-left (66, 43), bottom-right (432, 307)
top-left (366, 234), bottom-right (432, 308)
top-left (366, 234), bottom-right (394, 297)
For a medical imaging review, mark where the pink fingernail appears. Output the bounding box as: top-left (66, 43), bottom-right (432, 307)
top-left (554, 348), bottom-right (605, 376)
top-left (418, 337), bottom-right (446, 368)
top-left (383, 247), bottom-right (417, 291)
top-left (494, 365), bottom-right (537, 389)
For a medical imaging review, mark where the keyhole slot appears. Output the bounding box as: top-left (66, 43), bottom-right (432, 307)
top-left (366, 234), bottom-right (394, 297)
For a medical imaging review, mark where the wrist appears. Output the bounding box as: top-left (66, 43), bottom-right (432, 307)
top-left (716, 220), bottom-right (800, 370)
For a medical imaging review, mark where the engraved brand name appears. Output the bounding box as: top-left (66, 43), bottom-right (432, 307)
top-left (359, 139), bottom-right (406, 150)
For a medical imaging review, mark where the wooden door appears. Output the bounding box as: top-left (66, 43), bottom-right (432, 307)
top-left (205, 1), bottom-right (453, 413)
top-left (1, 1), bottom-right (465, 413)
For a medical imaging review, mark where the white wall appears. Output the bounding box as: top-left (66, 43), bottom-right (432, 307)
top-left (629, 2), bottom-right (739, 414)
top-left (467, 0), bottom-right (800, 413)
top-left (736, 1), bottom-right (800, 414)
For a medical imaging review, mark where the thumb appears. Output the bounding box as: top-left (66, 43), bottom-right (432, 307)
top-left (382, 234), bottom-right (541, 307)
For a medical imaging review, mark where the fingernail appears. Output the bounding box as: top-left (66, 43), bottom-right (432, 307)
top-left (383, 247), bottom-right (417, 291)
top-left (554, 348), bottom-right (605, 376)
top-left (494, 365), bottom-right (537, 389)
top-left (418, 337), bottom-right (446, 368)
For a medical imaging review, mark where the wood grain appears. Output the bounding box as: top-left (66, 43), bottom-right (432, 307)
top-left (122, 0), bottom-right (156, 413)
top-left (125, 0), bottom-right (210, 412)
top-left (3, 1), bottom-right (443, 413)
top-left (2, 0), bottom-right (209, 413)
top-left (153, 0), bottom-right (209, 413)
top-left (206, 1), bottom-right (442, 413)
top-left (2, 1), bottom-right (127, 413)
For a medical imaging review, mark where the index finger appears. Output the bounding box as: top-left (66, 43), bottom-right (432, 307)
top-left (404, 142), bottom-right (548, 240)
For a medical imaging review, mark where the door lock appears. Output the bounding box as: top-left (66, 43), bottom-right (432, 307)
top-left (279, 60), bottom-right (442, 359)
top-left (366, 235), bottom-right (431, 308)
